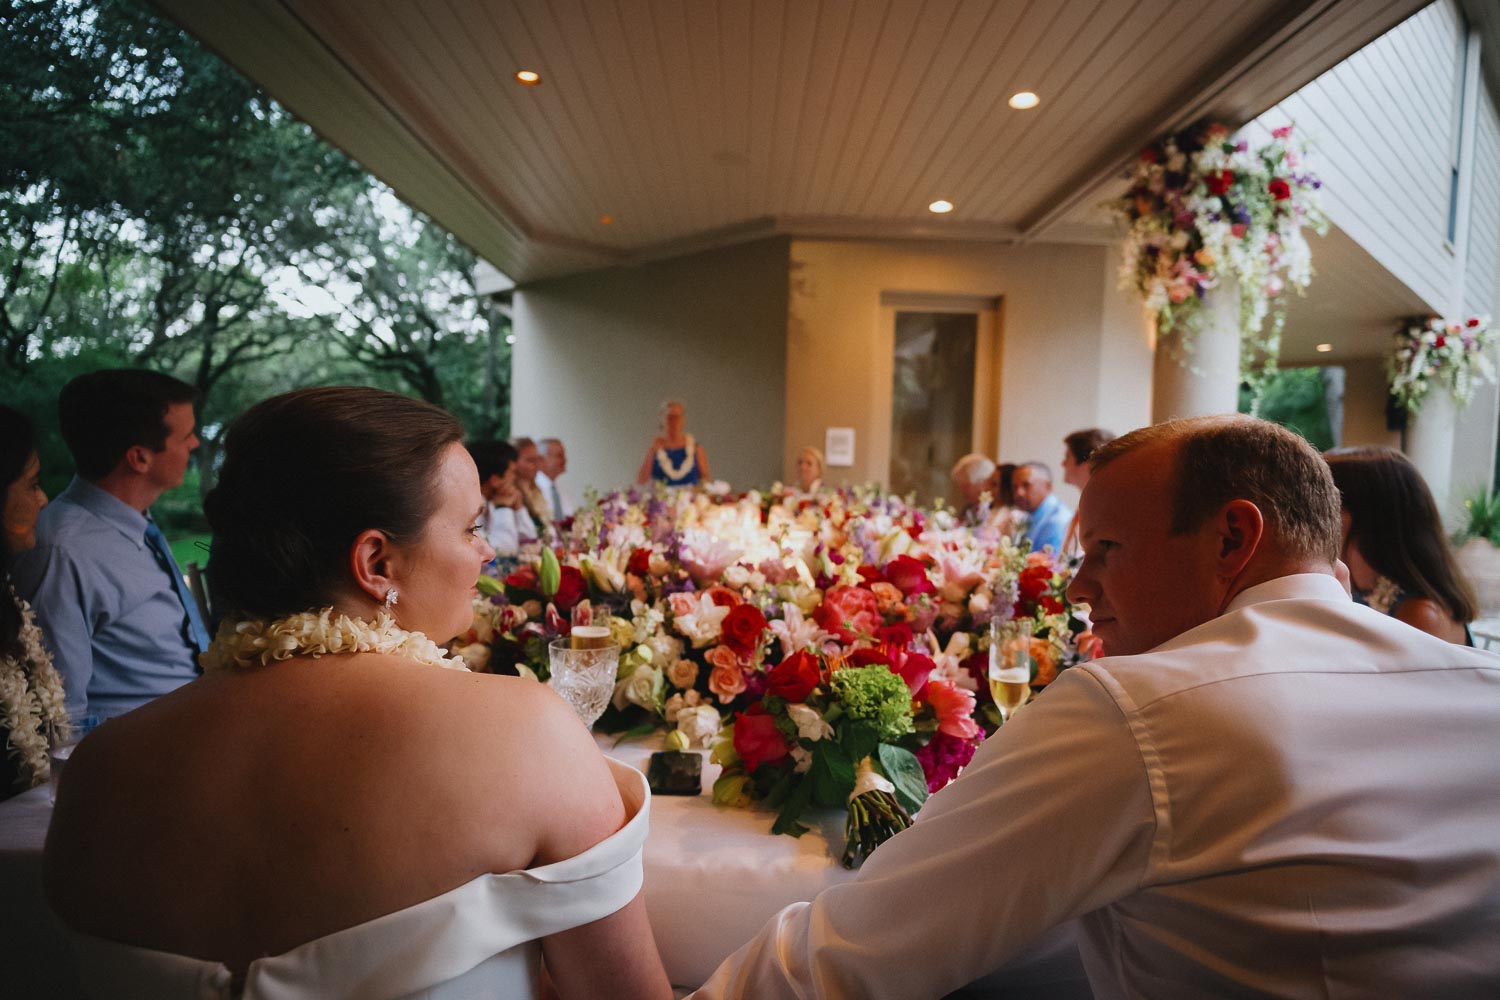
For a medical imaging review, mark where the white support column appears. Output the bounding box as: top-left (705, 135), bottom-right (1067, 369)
top-left (1151, 281), bottom-right (1241, 424)
top-left (1409, 389), bottom-right (1459, 527)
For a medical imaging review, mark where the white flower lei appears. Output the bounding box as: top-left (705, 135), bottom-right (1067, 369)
top-left (2, 588), bottom-right (71, 789)
top-left (201, 608), bottom-right (470, 672)
top-left (655, 435), bottom-right (697, 481)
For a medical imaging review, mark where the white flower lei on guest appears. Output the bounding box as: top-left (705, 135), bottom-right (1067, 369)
top-left (1, 588), bottom-right (71, 788)
top-left (655, 435), bottom-right (697, 481)
top-left (200, 608), bottom-right (470, 672)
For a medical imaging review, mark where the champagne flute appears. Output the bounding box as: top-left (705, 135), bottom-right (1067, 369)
top-left (988, 618), bottom-right (1034, 724)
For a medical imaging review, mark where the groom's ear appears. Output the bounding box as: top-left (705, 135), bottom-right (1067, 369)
top-left (1212, 499), bottom-right (1264, 580)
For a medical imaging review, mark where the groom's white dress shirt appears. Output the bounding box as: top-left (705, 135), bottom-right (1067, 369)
top-left (692, 574), bottom-right (1500, 999)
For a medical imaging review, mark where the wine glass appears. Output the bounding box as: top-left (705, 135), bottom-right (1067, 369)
top-left (988, 618), bottom-right (1034, 725)
top-left (548, 637), bottom-right (619, 728)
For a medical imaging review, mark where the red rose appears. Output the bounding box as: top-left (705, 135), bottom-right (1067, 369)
top-left (883, 554), bottom-right (935, 597)
top-left (551, 565), bottom-right (588, 613)
top-left (1435, 336), bottom-right (1447, 349)
top-left (856, 565), bottom-right (883, 586)
top-left (1206, 170), bottom-right (1234, 195)
top-left (889, 650), bottom-right (934, 696)
top-left (766, 649), bottom-right (821, 702)
top-left (721, 603), bottom-right (768, 656)
top-left (848, 647), bottom-right (891, 669)
top-left (1267, 177), bottom-right (1291, 201)
top-left (704, 586), bottom-right (743, 608)
top-left (875, 622), bottom-right (914, 651)
top-left (1139, 147), bottom-right (1159, 163)
top-left (627, 548), bottom-right (651, 576)
top-left (815, 585), bottom-right (882, 643)
top-left (733, 706), bottom-right (790, 772)
top-left (504, 565), bottom-right (538, 593)
top-left (1467, 318), bottom-right (1482, 328)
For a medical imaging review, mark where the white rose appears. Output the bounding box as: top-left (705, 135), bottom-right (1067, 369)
top-left (666, 658), bottom-right (699, 690)
top-left (647, 633), bottom-right (683, 671)
top-left (611, 663), bottom-right (661, 712)
top-left (967, 589), bottom-right (992, 619)
top-left (723, 564), bottom-right (751, 589)
top-left (675, 705), bottom-right (722, 748)
top-left (786, 703), bottom-right (833, 742)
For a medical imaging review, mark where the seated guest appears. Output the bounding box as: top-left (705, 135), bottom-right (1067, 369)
top-left (1060, 427), bottom-right (1116, 557)
top-left (45, 387), bottom-right (671, 1000)
top-left (1325, 445), bottom-right (1475, 644)
top-left (794, 446), bottom-right (824, 494)
top-left (948, 453), bottom-right (996, 523)
top-left (536, 437), bottom-right (576, 521)
top-left (512, 437), bottom-right (554, 534)
top-left (692, 415), bottom-right (1500, 999)
top-left (468, 439), bottom-right (536, 556)
top-left (0, 406), bottom-right (70, 801)
top-left (637, 401), bottom-right (710, 487)
top-left (1012, 461), bottom-right (1072, 554)
top-left (12, 370), bottom-right (207, 720)
top-left (982, 461), bottom-right (1022, 540)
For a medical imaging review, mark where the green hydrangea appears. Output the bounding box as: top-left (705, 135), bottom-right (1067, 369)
top-left (831, 666), bottom-right (914, 741)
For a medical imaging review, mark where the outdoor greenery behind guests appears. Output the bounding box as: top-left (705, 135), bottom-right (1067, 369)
top-left (1, 0), bottom-right (512, 537)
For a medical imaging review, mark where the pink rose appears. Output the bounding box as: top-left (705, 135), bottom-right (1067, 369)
top-left (668, 591), bottom-right (699, 619)
top-left (815, 585), bottom-right (882, 643)
top-left (923, 679), bottom-right (980, 740)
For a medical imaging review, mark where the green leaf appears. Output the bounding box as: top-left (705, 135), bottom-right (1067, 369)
top-left (810, 743), bottom-right (856, 807)
top-left (611, 721), bottom-right (660, 747)
top-left (877, 743), bottom-right (930, 815)
top-left (538, 547), bottom-right (561, 598)
top-left (840, 720), bottom-right (879, 764)
top-left (771, 774), bottom-right (814, 837)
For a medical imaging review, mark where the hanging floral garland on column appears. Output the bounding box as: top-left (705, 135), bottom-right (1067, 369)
top-left (1387, 315), bottom-right (1495, 414)
top-left (1110, 122), bottom-right (1328, 401)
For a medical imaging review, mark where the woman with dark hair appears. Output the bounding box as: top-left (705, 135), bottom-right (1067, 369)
top-left (0, 405), bottom-right (68, 801)
top-left (1324, 445), bottom-right (1476, 645)
top-left (45, 387), bottom-right (671, 999)
top-left (1061, 428), bottom-right (1116, 558)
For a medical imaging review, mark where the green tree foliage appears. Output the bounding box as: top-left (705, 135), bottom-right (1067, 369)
top-left (1, 0), bottom-right (511, 513)
top-left (1238, 367), bottom-right (1335, 451)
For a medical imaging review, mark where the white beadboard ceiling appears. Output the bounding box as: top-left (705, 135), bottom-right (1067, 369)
top-left (152, 0), bottom-right (1429, 286)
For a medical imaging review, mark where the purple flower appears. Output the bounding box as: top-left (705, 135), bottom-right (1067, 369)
top-left (914, 730), bottom-right (984, 793)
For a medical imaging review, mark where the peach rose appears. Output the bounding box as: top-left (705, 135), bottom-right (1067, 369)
top-left (1030, 637), bottom-right (1059, 687)
top-left (869, 581), bottom-right (906, 615)
top-left (706, 645), bottom-right (748, 703)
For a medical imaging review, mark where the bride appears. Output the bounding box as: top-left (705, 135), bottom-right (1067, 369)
top-left (44, 387), bottom-right (671, 999)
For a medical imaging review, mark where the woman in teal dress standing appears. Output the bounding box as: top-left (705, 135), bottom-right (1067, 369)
top-left (637, 400), bottom-right (711, 487)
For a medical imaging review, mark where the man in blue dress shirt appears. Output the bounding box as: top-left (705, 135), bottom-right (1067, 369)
top-left (12, 370), bottom-right (206, 720)
top-left (1013, 461), bottom-right (1073, 555)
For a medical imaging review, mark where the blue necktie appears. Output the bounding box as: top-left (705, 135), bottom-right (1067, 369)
top-left (144, 520), bottom-right (211, 654)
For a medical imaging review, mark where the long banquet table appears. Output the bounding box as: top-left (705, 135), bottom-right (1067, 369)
top-left (0, 734), bottom-right (1090, 997)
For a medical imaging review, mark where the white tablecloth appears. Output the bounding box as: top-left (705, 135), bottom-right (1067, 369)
top-left (0, 737), bottom-right (1088, 997)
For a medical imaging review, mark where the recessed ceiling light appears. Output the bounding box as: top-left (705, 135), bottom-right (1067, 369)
top-left (515, 70), bottom-right (541, 85)
top-left (1316, 343), bottom-right (1333, 353)
top-left (599, 215), bottom-right (615, 225)
top-left (928, 199), bottom-right (954, 214)
top-left (1008, 91), bottom-right (1040, 110)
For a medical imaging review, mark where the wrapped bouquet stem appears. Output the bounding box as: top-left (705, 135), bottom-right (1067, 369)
top-left (842, 756), bottom-right (912, 868)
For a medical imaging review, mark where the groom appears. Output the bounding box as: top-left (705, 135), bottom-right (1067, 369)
top-left (692, 415), bottom-right (1500, 999)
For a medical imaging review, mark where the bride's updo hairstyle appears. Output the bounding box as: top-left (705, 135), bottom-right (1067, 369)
top-left (205, 386), bottom-right (464, 620)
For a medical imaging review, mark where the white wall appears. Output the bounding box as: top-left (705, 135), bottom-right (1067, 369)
top-left (1247, 1), bottom-right (1461, 312)
top-left (784, 239), bottom-right (1154, 508)
top-left (511, 238), bottom-right (790, 495)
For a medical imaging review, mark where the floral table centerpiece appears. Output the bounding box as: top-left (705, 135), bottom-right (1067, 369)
top-left (452, 484), bottom-right (1097, 862)
top-left (1111, 121), bottom-right (1327, 392)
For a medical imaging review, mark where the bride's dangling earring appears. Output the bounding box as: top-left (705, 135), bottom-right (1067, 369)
top-left (384, 588), bottom-right (399, 610)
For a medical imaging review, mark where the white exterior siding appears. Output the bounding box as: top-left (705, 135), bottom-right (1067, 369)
top-left (1464, 85), bottom-right (1500, 319)
top-left (1249, 1), bottom-right (1462, 312)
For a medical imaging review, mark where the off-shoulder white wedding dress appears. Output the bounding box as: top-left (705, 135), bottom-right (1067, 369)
top-left (65, 758), bottom-right (650, 1000)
